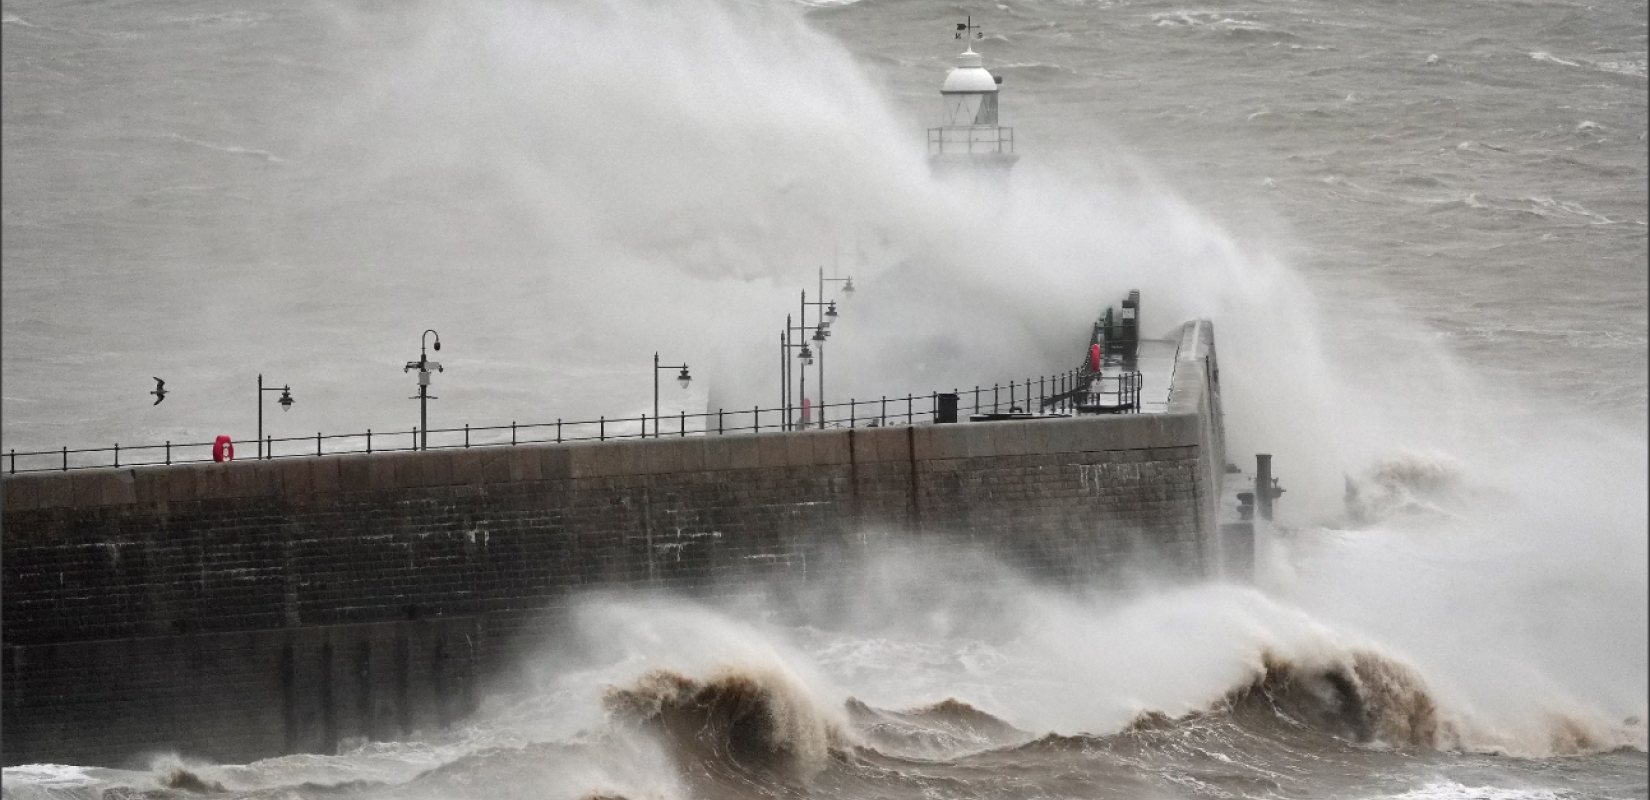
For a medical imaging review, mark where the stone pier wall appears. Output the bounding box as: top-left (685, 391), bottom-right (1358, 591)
top-left (1, 321), bottom-right (1226, 767)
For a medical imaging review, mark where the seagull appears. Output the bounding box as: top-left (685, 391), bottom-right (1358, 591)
top-left (151, 377), bottom-right (167, 405)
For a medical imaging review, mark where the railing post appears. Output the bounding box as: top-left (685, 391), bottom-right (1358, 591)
top-left (63, 446), bottom-right (67, 471)
top-left (367, 429), bottom-right (372, 453)
top-left (512, 421), bottom-right (518, 446)
top-left (600, 416), bottom-right (605, 441)
top-left (410, 429), bottom-right (415, 451)
top-left (881, 395), bottom-right (887, 426)
top-left (754, 406), bottom-right (760, 433)
top-left (557, 419), bottom-right (562, 444)
top-left (993, 383), bottom-right (1000, 413)
top-left (9, 449), bottom-right (13, 474)
top-left (317, 432), bottom-right (322, 456)
top-left (464, 424), bottom-right (470, 448)
top-left (267, 435), bottom-right (273, 458)
top-left (643, 413), bottom-right (648, 440)
top-left (718, 409), bottom-right (724, 435)
top-left (850, 399), bottom-right (855, 428)
top-left (166, 442), bottom-right (172, 466)
top-left (680, 410), bottom-right (686, 437)
top-left (974, 386), bottom-right (980, 414)
top-left (906, 394), bottom-right (913, 425)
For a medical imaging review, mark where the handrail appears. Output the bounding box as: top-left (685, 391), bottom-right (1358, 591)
top-left (4, 367), bottom-right (1131, 474)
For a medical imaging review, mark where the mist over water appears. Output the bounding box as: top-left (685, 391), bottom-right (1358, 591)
top-left (3, 0), bottom-right (1645, 796)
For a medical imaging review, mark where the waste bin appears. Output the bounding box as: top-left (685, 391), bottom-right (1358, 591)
top-left (936, 392), bottom-right (959, 424)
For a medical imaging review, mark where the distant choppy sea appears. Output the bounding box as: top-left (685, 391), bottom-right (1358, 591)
top-left (2, 0), bottom-right (1645, 797)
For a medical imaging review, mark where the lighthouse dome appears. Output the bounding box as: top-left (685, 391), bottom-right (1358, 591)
top-left (942, 50), bottom-right (999, 93)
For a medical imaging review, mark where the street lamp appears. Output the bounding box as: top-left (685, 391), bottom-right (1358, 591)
top-left (257, 374), bottom-right (294, 460)
top-left (653, 352), bottom-right (691, 438)
top-left (404, 329), bottom-right (442, 451)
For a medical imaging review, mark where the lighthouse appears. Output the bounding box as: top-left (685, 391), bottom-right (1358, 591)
top-left (928, 16), bottom-right (1019, 179)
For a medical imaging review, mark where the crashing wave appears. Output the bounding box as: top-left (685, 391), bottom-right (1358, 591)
top-left (602, 668), bottom-right (848, 786)
top-left (1342, 450), bottom-right (1471, 527)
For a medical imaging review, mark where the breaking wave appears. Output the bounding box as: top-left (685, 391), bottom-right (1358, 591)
top-left (602, 667), bottom-right (849, 787)
top-left (1341, 449), bottom-right (1472, 526)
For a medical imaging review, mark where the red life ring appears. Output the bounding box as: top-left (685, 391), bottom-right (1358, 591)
top-left (213, 435), bottom-right (234, 462)
top-left (1089, 344), bottom-right (1102, 372)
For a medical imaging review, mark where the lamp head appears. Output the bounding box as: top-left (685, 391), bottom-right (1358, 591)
top-left (278, 388), bottom-right (294, 411)
top-left (677, 367), bottom-right (692, 390)
top-left (824, 301), bottom-right (838, 323)
top-left (798, 344), bottom-right (814, 364)
top-left (812, 325), bottom-right (827, 342)
top-left (842, 277), bottom-right (855, 294)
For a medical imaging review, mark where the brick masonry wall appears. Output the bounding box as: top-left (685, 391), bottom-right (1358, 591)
top-left (1, 323), bottom-right (1225, 767)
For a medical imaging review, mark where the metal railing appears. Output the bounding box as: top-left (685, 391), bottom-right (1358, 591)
top-left (4, 368), bottom-right (1134, 474)
top-left (927, 125), bottom-right (1015, 155)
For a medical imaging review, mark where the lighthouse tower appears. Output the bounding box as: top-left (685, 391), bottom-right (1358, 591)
top-left (928, 17), bottom-right (1018, 179)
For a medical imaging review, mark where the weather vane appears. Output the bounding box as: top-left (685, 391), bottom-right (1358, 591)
top-left (955, 14), bottom-right (983, 42)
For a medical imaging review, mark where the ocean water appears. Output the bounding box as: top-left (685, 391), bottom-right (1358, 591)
top-left (1, 0), bottom-right (1645, 797)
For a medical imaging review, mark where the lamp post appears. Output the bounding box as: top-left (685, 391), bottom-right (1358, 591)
top-left (819, 265), bottom-right (852, 429)
top-left (781, 314), bottom-right (815, 431)
top-left (653, 352), bottom-right (691, 437)
top-left (403, 329), bottom-right (442, 451)
top-left (257, 374), bottom-right (294, 460)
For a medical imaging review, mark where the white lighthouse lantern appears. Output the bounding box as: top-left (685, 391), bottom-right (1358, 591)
top-left (928, 17), bottom-right (1019, 178)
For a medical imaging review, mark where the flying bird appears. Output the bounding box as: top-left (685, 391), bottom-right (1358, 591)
top-left (151, 377), bottom-right (167, 405)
